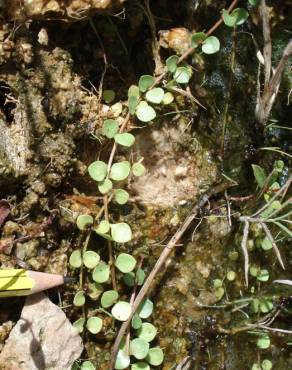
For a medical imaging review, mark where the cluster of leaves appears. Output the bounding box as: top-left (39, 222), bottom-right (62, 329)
top-left (115, 299), bottom-right (164, 370)
top-left (68, 3), bottom-right (260, 369)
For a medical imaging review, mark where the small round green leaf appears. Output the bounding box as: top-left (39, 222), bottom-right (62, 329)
top-left (162, 92), bottom-right (174, 105)
top-left (222, 9), bottom-right (238, 27)
top-left (128, 95), bottom-right (139, 115)
top-left (138, 299), bottom-right (153, 319)
top-left (110, 161), bottom-right (131, 181)
top-left (83, 251), bottom-right (100, 269)
top-left (262, 359), bottom-right (273, 370)
top-left (86, 316), bottom-right (103, 334)
top-left (261, 237), bottom-right (273, 251)
top-left (131, 363), bottom-right (150, 370)
top-left (92, 262), bottom-right (110, 283)
top-left (115, 253), bottom-right (137, 273)
top-left (146, 347), bottom-right (164, 366)
top-left (81, 361), bottom-right (95, 370)
top-left (73, 291), bottom-right (86, 307)
top-left (248, 0), bottom-right (259, 5)
top-left (166, 55), bottom-right (179, 73)
top-left (130, 338), bottom-right (150, 360)
top-left (259, 299), bottom-right (273, 313)
top-left (145, 88), bottom-right (164, 104)
top-left (191, 32), bottom-right (207, 47)
top-left (88, 161), bottom-right (107, 182)
top-left (138, 75), bottom-right (155, 92)
top-left (131, 314), bottom-right (142, 329)
top-left (137, 322), bottom-right (157, 342)
top-left (98, 179), bottom-right (113, 194)
top-left (128, 85), bottom-right (140, 98)
top-left (136, 101), bottom-right (156, 122)
top-left (232, 8), bottom-right (249, 25)
top-left (123, 272), bottom-right (135, 287)
top-left (136, 268), bottom-right (145, 286)
top-left (114, 189), bottom-right (129, 205)
top-left (73, 318), bottom-right (85, 333)
top-left (111, 223), bottom-right (132, 243)
top-left (94, 220), bottom-right (110, 234)
top-left (111, 301), bottom-right (132, 321)
top-left (69, 249), bottom-right (82, 268)
top-left (132, 163), bottom-right (146, 177)
top-left (88, 282), bottom-right (103, 300)
top-left (101, 290), bottom-right (119, 308)
top-left (114, 133), bottom-right (135, 147)
top-left (76, 215), bottom-right (93, 231)
top-left (174, 66), bottom-right (192, 84)
top-left (115, 349), bottom-right (130, 370)
top-left (102, 119), bottom-right (119, 139)
top-left (252, 364), bottom-right (262, 370)
top-left (202, 36), bottom-right (220, 54)
top-left (257, 334), bottom-right (270, 349)
top-left (103, 90), bottom-right (115, 103)
top-left (257, 269), bottom-right (269, 282)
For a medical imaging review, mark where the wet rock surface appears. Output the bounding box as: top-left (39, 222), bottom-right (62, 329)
top-left (0, 293), bottom-right (83, 370)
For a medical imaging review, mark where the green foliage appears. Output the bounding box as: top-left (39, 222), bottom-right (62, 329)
top-left (112, 301), bottom-right (132, 321)
top-left (146, 347), bottom-right (164, 366)
top-left (202, 36), bottom-right (220, 54)
top-left (98, 179), bottom-right (113, 194)
top-left (138, 75), bottom-right (155, 92)
top-left (83, 251), bottom-right (100, 269)
top-left (111, 223), bottom-right (132, 243)
top-left (174, 66), bottom-right (192, 84)
top-left (223, 8), bottom-right (249, 27)
top-left (162, 92), bottom-right (174, 105)
top-left (110, 161), bottom-right (131, 181)
top-left (69, 249), bottom-right (82, 268)
top-left (115, 253), bottom-right (137, 273)
top-left (137, 323), bottom-right (157, 342)
top-left (88, 161), bottom-right (107, 182)
top-left (115, 349), bottom-right (130, 369)
top-left (257, 333), bottom-right (270, 349)
top-left (73, 318), bottom-right (85, 333)
top-left (81, 361), bottom-right (95, 370)
top-left (114, 189), bottom-right (129, 205)
top-left (136, 101), bottom-right (156, 122)
top-left (132, 163), bottom-right (146, 177)
top-left (138, 299), bottom-right (153, 319)
top-left (86, 316), bottom-right (103, 334)
top-left (166, 55), bottom-right (179, 72)
top-left (115, 133), bottom-right (135, 147)
top-left (248, 0), bottom-right (259, 5)
top-left (76, 215), bottom-right (93, 231)
top-left (191, 32), bottom-right (207, 47)
top-left (252, 164), bottom-right (267, 188)
top-left (130, 338), bottom-right (150, 360)
top-left (73, 291), bottom-right (86, 307)
top-left (102, 119), bottom-right (119, 138)
top-left (101, 290), bottom-right (119, 308)
top-left (131, 362), bottom-right (150, 370)
top-left (145, 88), bottom-right (164, 104)
top-left (103, 90), bottom-right (115, 103)
top-left (92, 262), bottom-right (110, 283)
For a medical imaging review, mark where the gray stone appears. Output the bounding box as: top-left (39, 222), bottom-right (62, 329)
top-left (0, 293), bottom-right (83, 370)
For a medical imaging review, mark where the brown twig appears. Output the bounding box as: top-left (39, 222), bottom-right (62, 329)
top-left (109, 183), bottom-right (230, 369)
top-left (260, 221), bottom-right (285, 270)
top-left (241, 220), bottom-right (250, 287)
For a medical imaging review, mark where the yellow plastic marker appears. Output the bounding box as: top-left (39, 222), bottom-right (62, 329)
top-left (0, 269), bottom-right (75, 297)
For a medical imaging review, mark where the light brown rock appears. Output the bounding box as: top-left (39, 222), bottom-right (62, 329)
top-left (0, 293), bottom-right (82, 370)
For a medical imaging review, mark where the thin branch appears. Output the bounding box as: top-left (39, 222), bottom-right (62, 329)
top-left (260, 0), bottom-right (272, 89)
top-left (260, 221), bottom-right (285, 270)
top-left (241, 220), bottom-right (250, 287)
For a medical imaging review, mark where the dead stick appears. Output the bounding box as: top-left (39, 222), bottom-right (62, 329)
top-left (109, 183), bottom-right (229, 369)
